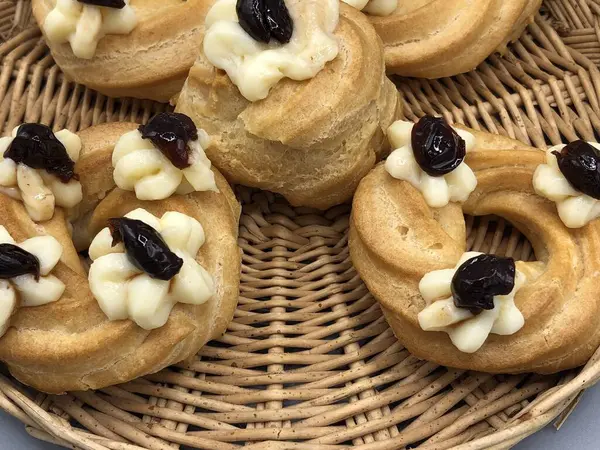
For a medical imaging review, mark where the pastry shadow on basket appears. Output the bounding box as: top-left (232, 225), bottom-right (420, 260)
top-left (1, 0), bottom-right (600, 449)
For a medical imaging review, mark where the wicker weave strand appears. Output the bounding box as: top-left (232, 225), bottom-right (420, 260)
top-left (1, 0), bottom-right (600, 449)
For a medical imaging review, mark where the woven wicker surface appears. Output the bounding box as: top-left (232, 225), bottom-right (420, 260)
top-left (1, 0), bottom-right (600, 449)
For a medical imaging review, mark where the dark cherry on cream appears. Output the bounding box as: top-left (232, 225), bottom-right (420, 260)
top-left (5, 123), bottom-right (77, 183)
top-left (553, 140), bottom-right (600, 200)
top-left (451, 254), bottom-right (516, 315)
top-left (138, 112), bottom-right (198, 169)
top-left (108, 218), bottom-right (183, 281)
top-left (77, 0), bottom-right (126, 8)
top-left (0, 244), bottom-right (40, 281)
top-left (236, 0), bottom-right (293, 44)
top-left (411, 116), bottom-right (466, 177)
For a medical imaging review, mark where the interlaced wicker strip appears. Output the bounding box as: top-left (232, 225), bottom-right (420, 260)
top-left (1, 0), bottom-right (600, 449)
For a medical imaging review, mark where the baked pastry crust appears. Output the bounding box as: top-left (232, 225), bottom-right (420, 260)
top-left (0, 123), bottom-right (241, 393)
top-left (31, 0), bottom-right (214, 102)
top-left (175, 3), bottom-right (401, 210)
top-left (350, 128), bottom-right (600, 374)
top-left (369, 0), bottom-right (542, 78)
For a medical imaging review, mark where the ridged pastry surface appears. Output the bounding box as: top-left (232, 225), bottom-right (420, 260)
top-left (175, 3), bottom-right (401, 210)
top-left (370, 0), bottom-right (542, 78)
top-left (350, 129), bottom-right (600, 373)
top-left (32, 0), bottom-right (216, 102)
top-left (0, 123), bottom-right (241, 393)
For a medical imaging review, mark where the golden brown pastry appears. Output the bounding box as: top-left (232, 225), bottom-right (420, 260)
top-left (32, 0), bottom-right (215, 102)
top-left (0, 121), bottom-right (240, 393)
top-left (345, 0), bottom-right (542, 78)
top-left (175, 0), bottom-right (400, 210)
top-left (350, 118), bottom-right (600, 374)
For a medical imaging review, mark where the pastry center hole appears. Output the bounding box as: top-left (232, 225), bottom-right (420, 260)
top-left (466, 215), bottom-right (537, 262)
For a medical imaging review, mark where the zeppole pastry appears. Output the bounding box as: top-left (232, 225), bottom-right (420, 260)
top-left (175, 0), bottom-right (400, 209)
top-left (0, 115), bottom-right (240, 393)
top-left (32, 0), bottom-right (215, 101)
top-left (350, 116), bottom-right (600, 373)
top-left (343, 0), bottom-right (542, 78)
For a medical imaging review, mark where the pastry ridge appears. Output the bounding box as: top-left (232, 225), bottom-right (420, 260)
top-left (350, 128), bottom-right (600, 373)
top-left (175, 3), bottom-right (401, 210)
top-left (0, 123), bottom-right (241, 393)
top-left (370, 0), bottom-right (542, 78)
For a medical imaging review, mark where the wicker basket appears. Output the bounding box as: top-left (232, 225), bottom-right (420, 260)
top-left (1, 0), bottom-right (600, 449)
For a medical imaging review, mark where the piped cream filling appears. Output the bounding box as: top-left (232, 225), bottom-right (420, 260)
top-left (533, 143), bottom-right (600, 228)
top-left (88, 208), bottom-right (214, 330)
top-left (0, 127), bottom-right (83, 222)
top-left (43, 0), bottom-right (137, 59)
top-left (112, 129), bottom-right (217, 201)
top-left (203, 0), bottom-right (340, 101)
top-left (342, 0), bottom-right (398, 16)
top-left (418, 252), bottom-right (526, 353)
top-left (385, 120), bottom-right (477, 208)
top-left (0, 225), bottom-right (65, 338)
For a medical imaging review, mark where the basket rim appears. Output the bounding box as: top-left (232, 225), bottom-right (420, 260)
top-left (0, 0), bottom-right (600, 449)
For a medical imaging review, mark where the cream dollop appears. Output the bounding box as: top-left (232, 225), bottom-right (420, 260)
top-left (0, 126), bottom-right (83, 222)
top-left (533, 143), bottom-right (600, 228)
top-left (0, 226), bottom-right (65, 337)
top-left (43, 0), bottom-right (137, 59)
top-left (342, 0), bottom-right (398, 16)
top-left (88, 208), bottom-right (214, 330)
top-left (385, 120), bottom-right (477, 208)
top-left (418, 252), bottom-right (525, 353)
top-left (112, 128), bottom-right (217, 201)
top-left (203, 0), bottom-right (340, 101)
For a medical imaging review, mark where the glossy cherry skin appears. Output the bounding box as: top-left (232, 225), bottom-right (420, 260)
top-left (236, 0), bottom-right (293, 44)
top-left (553, 140), bottom-right (600, 200)
top-left (451, 254), bottom-right (515, 315)
top-left (411, 116), bottom-right (466, 177)
top-left (264, 0), bottom-right (293, 43)
top-left (108, 218), bottom-right (183, 281)
top-left (0, 244), bottom-right (40, 281)
top-left (138, 112), bottom-right (198, 169)
top-left (5, 123), bottom-right (77, 183)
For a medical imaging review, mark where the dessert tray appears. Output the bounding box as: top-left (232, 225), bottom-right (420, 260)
top-left (1, 0), bottom-right (600, 449)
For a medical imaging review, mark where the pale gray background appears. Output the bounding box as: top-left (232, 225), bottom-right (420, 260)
top-left (0, 385), bottom-right (599, 449)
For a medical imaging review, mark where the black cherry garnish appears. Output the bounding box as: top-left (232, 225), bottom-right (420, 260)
top-left (0, 244), bottom-right (40, 281)
top-left (451, 254), bottom-right (515, 315)
top-left (77, 0), bottom-right (126, 8)
top-left (5, 123), bottom-right (77, 183)
top-left (411, 116), bottom-right (466, 177)
top-left (236, 0), bottom-right (293, 44)
top-left (108, 218), bottom-right (183, 281)
top-left (138, 113), bottom-right (198, 170)
top-left (553, 140), bottom-right (600, 200)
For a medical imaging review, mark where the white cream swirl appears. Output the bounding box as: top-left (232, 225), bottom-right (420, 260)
top-left (203, 0), bottom-right (340, 101)
top-left (0, 126), bottom-right (83, 222)
top-left (0, 226), bottom-right (65, 337)
top-left (43, 0), bottom-right (137, 59)
top-left (533, 143), bottom-right (600, 228)
top-left (385, 120), bottom-right (477, 208)
top-left (112, 128), bottom-right (217, 201)
top-left (418, 252), bottom-right (525, 353)
top-left (342, 0), bottom-right (398, 16)
top-left (88, 208), bottom-right (214, 330)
